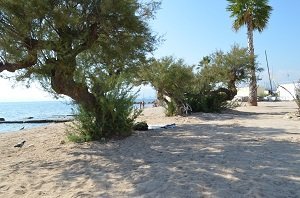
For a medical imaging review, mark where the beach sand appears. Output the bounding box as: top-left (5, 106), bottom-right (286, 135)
top-left (0, 102), bottom-right (300, 197)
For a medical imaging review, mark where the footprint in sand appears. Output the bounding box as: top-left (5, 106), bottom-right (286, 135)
top-left (14, 185), bottom-right (27, 195)
top-left (0, 184), bottom-right (10, 191)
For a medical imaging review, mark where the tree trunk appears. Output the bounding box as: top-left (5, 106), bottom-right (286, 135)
top-left (247, 20), bottom-right (257, 106)
top-left (50, 61), bottom-right (97, 113)
top-left (228, 82), bottom-right (237, 100)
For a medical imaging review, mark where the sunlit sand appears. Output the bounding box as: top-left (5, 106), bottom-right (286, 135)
top-left (0, 102), bottom-right (299, 197)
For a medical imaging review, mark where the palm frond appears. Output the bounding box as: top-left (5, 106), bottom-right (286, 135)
top-left (227, 0), bottom-right (272, 32)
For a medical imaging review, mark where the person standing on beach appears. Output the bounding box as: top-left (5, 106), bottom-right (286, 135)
top-left (139, 101), bottom-right (145, 109)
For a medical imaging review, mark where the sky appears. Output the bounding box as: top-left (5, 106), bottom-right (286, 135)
top-left (0, 0), bottom-right (299, 102)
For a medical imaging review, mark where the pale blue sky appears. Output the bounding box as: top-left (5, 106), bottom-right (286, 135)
top-left (0, 0), bottom-right (299, 101)
top-left (150, 0), bottom-right (300, 84)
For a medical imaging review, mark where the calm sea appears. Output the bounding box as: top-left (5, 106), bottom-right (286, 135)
top-left (0, 99), bottom-right (156, 133)
top-left (0, 101), bottom-right (74, 133)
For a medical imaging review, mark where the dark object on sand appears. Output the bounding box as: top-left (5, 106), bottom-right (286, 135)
top-left (14, 140), bottom-right (26, 148)
top-left (133, 122), bottom-right (148, 131)
top-left (161, 123), bottom-right (176, 129)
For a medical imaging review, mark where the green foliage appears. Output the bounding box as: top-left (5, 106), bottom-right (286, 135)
top-left (186, 92), bottom-right (228, 113)
top-left (141, 56), bottom-right (194, 116)
top-left (139, 46), bottom-right (258, 115)
top-left (196, 44), bottom-right (257, 99)
top-left (165, 100), bottom-right (177, 116)
top-left (68, 80), bottom-right (140, 142)
top-left (0, 0), bottom-right (160, 141)
top-left (226, 0), bottom-right (273, 32)
top-left (188, 44), bottom-right (259, 112)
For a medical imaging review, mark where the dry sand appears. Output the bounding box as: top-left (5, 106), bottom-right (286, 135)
top-left (0, 101), bottom-right (300, 197)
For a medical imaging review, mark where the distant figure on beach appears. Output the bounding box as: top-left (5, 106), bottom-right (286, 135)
top-left (139, 101), bottom-right (145, 109)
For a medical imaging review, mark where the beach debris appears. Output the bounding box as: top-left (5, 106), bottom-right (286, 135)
top-left (14, 140), bottom-right (26, 148)
top-left (19, 126), bottom-right (25, 130)
top-left (133, 121), bottom-right (148, 131)
top-left (162, 123), bottom-right (176, 129)
top-left (148, 123), bottom-right (176, 130)
top-left (284, 112), bottom-right (300, 120)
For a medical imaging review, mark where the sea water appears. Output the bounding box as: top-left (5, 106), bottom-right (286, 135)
top-left (0, 99), bottom-right (156, 133)
top-left (0, 101), bottom-right (74, 133)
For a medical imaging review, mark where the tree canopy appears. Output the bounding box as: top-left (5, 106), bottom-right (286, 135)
top-left (140, 56), bottom-right (194, 116)
top-left (226, 0), bottom-right (273, 33)
top-left (198, 44), bottom-right (260, 99)
top-left (0, 0), bottom-right (159, 107)
top-left (140, 45), bottom-right (256, 115)
top-left (0, 0), bottom-right (160, 139)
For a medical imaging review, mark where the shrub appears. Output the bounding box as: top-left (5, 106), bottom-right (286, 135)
top-left (141, 56), bottom-right (194, 116)
top-left (164, 100), bottom-right (177, 116)
top-left (68, 82), bottom-right (140, 142)
top-left (187, 91), bottom-right (228, 113)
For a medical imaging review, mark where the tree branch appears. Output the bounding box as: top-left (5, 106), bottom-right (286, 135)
top-left (0, 53), bottom-right (37, 73)
top-left (0, 37), bottom-right (56, 73)
top-left (73, 23), bottom-right (100, 55)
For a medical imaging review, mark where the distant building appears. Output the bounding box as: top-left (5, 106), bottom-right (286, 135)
top-left (233, 86), bottom-right (268, 101)
top-left (236, 86), bottom-right (267, 97)
top-left (277, 83), bottom-right (299, 101)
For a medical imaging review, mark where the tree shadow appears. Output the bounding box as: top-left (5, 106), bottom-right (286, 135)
top-left (15, 123), bottom-right (296, 197)
top-left (5, 111), bottom-right (300, 197)
top-left (190, 110), bottom-right (290, 122)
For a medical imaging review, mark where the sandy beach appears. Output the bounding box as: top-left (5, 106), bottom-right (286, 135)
top-left (0, 101), bottom-right (300, 197)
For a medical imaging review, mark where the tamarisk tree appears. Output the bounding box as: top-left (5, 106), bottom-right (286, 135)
top-left (0, 0), bottom-right (159, 139)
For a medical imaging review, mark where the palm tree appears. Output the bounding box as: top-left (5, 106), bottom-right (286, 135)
top-left (226, 0), bottom-right (272, 106)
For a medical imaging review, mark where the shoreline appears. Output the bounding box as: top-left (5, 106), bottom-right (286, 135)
top-left (0, 99), bottom-right (156, 134)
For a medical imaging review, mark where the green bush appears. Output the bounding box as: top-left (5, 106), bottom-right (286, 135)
top-left (187, 91), bottom-right (228, 113)
top-left (141, 56), bottom-right (194, 116)
top-left (68, 82), bottom-right (140, 142)
top-left (164, 100), bottom-right (177, 116)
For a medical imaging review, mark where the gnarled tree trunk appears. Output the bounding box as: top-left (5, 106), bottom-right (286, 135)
top-left (51, 65), bottom-right (97, 113)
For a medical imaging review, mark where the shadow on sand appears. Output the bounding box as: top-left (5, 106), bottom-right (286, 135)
top-left (8, 104), bottom-right (300, 197)
top-left (11, 123), bottom-right (297, 197)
